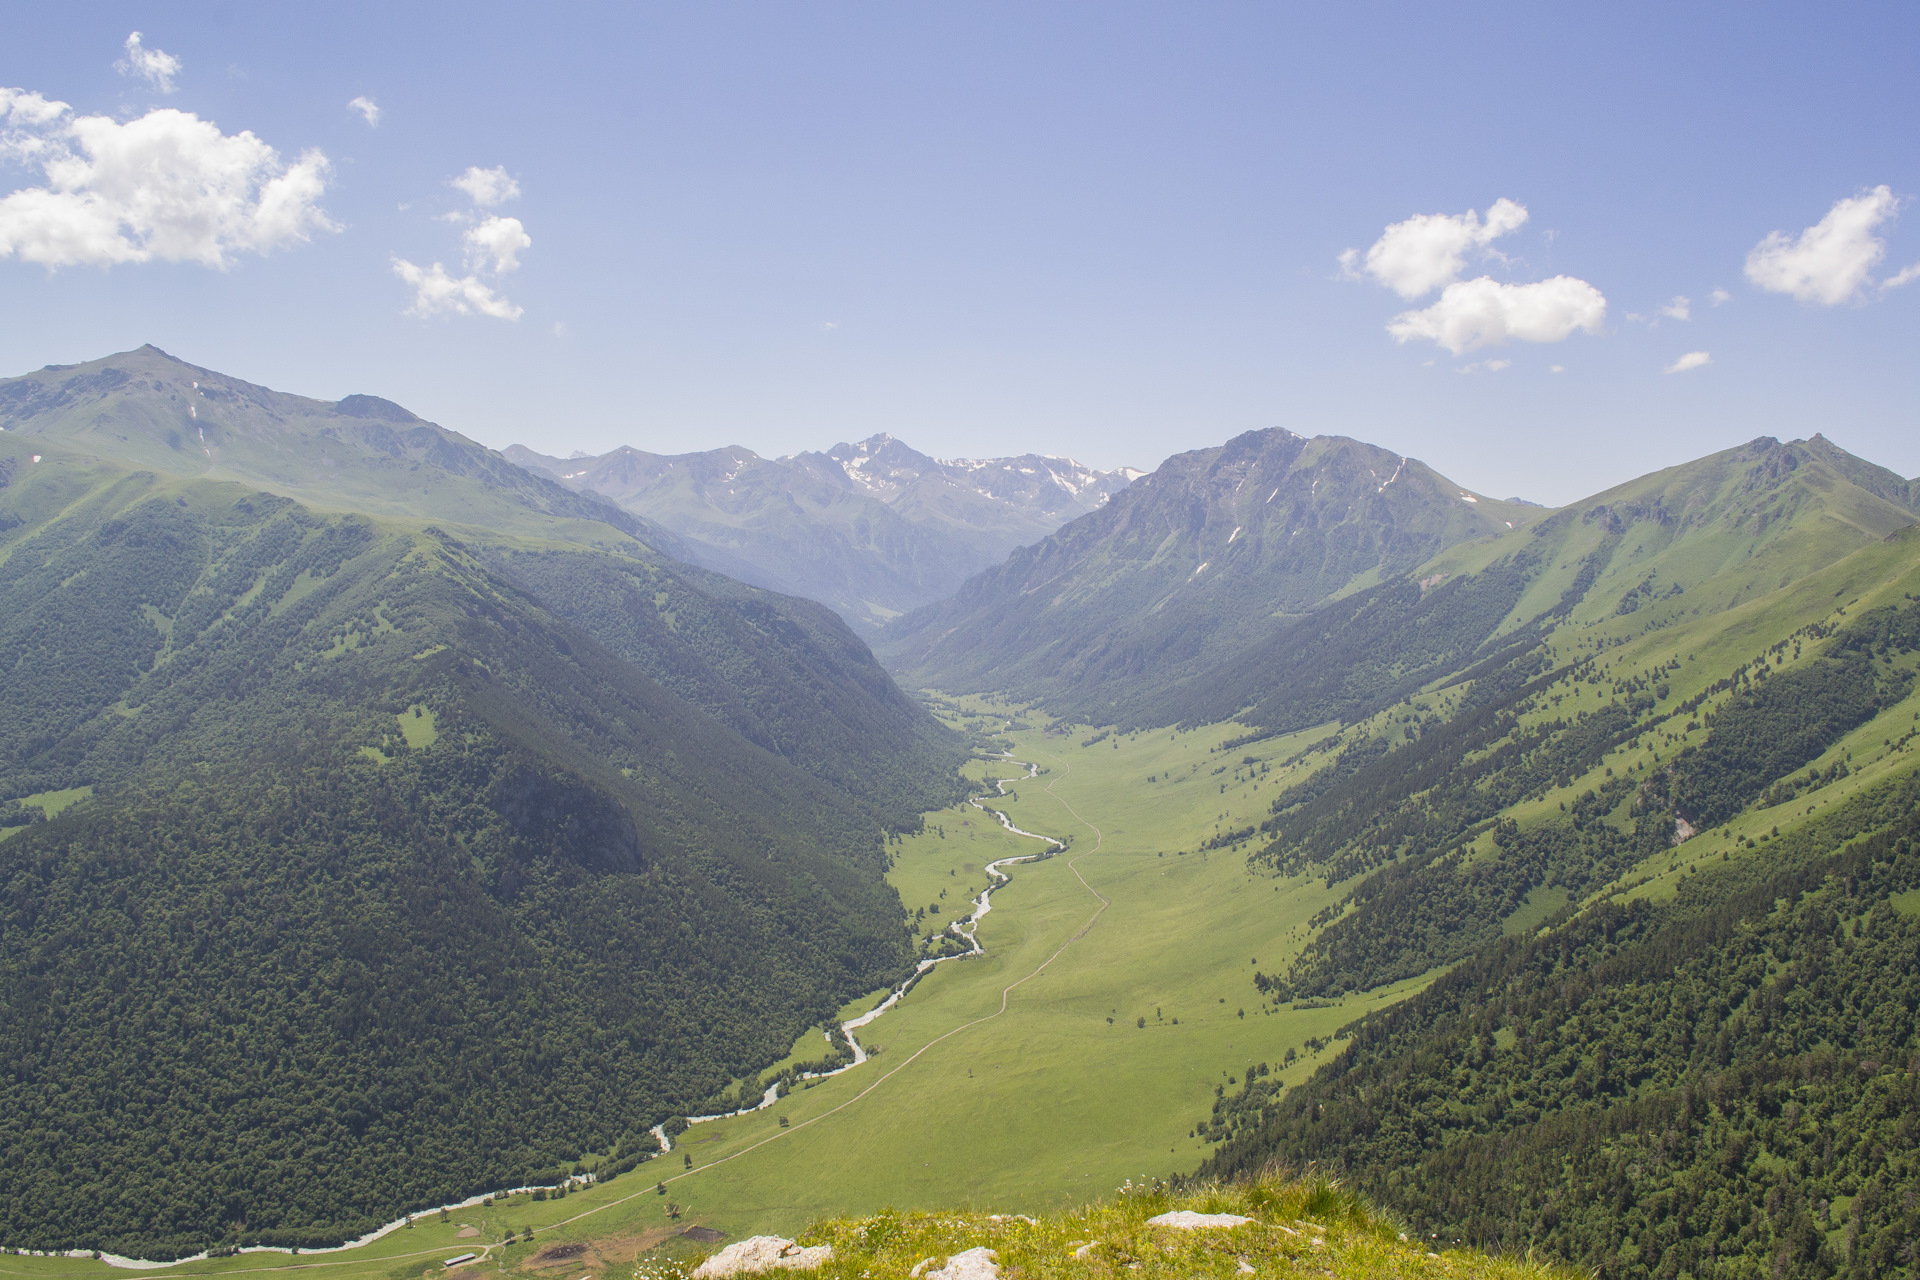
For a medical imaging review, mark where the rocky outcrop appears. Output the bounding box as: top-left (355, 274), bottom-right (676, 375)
top-left (689, 1237), bottom-right (831, 1278)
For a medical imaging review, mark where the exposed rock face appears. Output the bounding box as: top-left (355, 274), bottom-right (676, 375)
top-left (689, 1237), bottom-right (832, 1278)
top-left (924, 1247), bottom-right (1000, 1280)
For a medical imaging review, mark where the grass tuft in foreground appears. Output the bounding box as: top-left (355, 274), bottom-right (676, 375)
top-left (660, 1175), bottom-right (1575, 1280)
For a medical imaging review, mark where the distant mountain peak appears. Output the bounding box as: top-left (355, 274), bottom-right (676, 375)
top-left (878, 426), bottom-right (1547, 713)
top-left (511, 433), bottom-right (1139, 631)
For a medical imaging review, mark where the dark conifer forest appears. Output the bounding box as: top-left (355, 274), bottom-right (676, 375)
top-left (0, 445), bottom-right (964, 1258)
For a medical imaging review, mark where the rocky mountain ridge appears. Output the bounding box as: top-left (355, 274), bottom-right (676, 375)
top-left (508, 433), bottom-right (1139, 631)
top-left (878, 428), bottom-right (1539, 716)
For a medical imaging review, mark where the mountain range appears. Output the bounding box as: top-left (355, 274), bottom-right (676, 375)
top-left (9, 344), bottom-right (1920, 1277)
top-left (878, 429), bottom-right (1540, 716)
top-left (508, 435), bottom-right (1138, 632)
top-left (881, 428), bottom-right (1920, 730)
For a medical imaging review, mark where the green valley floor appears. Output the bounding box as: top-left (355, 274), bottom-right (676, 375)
top-left (3, 689), bottom-right (1775, 1280)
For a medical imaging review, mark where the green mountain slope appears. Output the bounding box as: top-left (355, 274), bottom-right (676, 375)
top-left (508, 434), bottom-right (1136, 632)
top-left (0, 406), bottom-right (964, 1256)
top-left (1162, 463), bottom-right (1920, 1276)
top-left (0, 346), bottom-right (658, 544)
top-left (1202, 734), bottom-right (1920, 1277)
top-left (1146, 434), bottom-right (1920, 735)
top-left (878, 429), bottom-right (1539, 718)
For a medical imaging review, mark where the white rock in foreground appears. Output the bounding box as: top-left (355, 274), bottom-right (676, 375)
top-left (926, 1246), bottom-right (1000, 1280)
top-left (689, 1237), bottom-right (832, 1278)
top-left (1146, 1211), bottom-right (1255, 1230)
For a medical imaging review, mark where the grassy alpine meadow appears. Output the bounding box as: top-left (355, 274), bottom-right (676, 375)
top-left (685, 1173), bottom-right (1578, 1280)
top-left (492, 701), bottom-right (1440, 1242)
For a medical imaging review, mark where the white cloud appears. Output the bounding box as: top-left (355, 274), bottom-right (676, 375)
top-left (1745, 186), bottom-right (1897, 305)
top-left (0, 87), bottom-right (68, 129)
top-left (1709, 288), bottom-right (1730, 306)
top-left (1340, 198), bottom-right (1528, 299)
top-left (1458, 358), bottom-right (1512, 374)
top-left (1660, 296), bottom-right (1690, 321)
top-left (117, 33), bottom-right (181, 95)
top-left (1388, 275), bottom-right (1606, 355)
top-left (1550, 364), bottom-right (1566, 373)
top-left (0, 91), bottom-right (335, 269)
top-left (1665, 351), bottom-right (1712, 374)
top-left (393, 177), bottom-right (529, 318)
top-left (347, 96), bottom-right (381, 128)
top-left (1882, 262), bottom-right (1920, 291)
top-left (463, 214), bottom-right (529, 273)
top-left (397, 169), bottom-right (529, 318)
top-left (450, 165), bottom-right (519, 207)
top-left (392, 257), bottom-right (522, 320)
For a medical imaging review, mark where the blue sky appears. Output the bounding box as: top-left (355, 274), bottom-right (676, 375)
top-left (1, 2), bottom-right (1915, 504)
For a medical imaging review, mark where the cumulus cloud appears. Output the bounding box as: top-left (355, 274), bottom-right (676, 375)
top-left (1665, 351), bottom-right (1712, 374)
top-left (1745, 186), bottom-right (1898, 305)
top-left (1388, 276), bottom-right (1606, 355)
top-left (451, 165), bottom-right (519, 207)
top-left (1709, 288), bottom-right (1730, 306)
top-left (0, 89), bottom-right (335, 269)
top-left (1345, 198), bottom-right (1607, 355)
top-left (0, 87), bottom-right (68, 130)
top-left (1660, 296), bottom-right (1691, 321)
top-left (347, 96), bottom-right (381, 127)
top-left (463, 214), bottom-right (530, 273)
top-left (391, 257), bottom-right (522, 320)
top-left (1340, 198), bottom-right (1529, 299)
top-left (117, 33), bottom-right (181, 95)
top-left (393, 168), bottom-right (530, 320)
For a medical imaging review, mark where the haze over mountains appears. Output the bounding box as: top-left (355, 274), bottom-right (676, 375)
top-left (509, 436), bottom-right (1139, 632)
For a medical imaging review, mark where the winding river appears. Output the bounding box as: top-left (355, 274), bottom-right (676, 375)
top-left (75, 751), bottom-right (1099, 1272)
top-left (659, 755), bottom-right (1065, 1146)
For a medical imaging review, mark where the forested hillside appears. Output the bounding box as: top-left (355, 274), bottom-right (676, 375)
top-left (0, 422), bottom-right (964, 1259)
top-left (1176, 473), bottom-right (1920, 1277)
top-left (1202, 765), bottom-right (1920, 1278)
